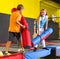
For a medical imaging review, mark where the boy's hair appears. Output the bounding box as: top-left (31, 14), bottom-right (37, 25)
top-left (17, 4), bottom-right (24, 10)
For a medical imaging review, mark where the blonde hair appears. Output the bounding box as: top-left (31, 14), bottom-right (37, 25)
top-left (39, 9), bottom-right (47, 17)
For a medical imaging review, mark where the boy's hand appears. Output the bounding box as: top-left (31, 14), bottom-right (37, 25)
top-left (22, 25), bottom-right (26, 29)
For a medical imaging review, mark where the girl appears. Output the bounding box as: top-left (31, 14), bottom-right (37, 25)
top-left (34, 9), bottom-right (48, 51)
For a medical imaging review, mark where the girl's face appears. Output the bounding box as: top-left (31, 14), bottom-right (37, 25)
top-left (41, 10), bottom-right (46, 16)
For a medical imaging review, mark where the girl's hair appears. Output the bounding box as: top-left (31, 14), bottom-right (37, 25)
top-left (38, 9), bottom-right (47, 17)
top-left (17, 4), bottom-right (24, 10)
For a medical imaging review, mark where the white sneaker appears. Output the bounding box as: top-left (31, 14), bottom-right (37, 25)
top-left (4, 52), bottom-right (11, 56)
top-left (18, 48), bottom-right (25, 53)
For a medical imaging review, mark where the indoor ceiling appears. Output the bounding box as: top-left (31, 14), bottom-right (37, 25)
top-left (51, 0), bottom-right (60, 4)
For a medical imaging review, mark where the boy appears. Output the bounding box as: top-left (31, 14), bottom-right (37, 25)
top-left (5, 4), bottom-right (25, 55)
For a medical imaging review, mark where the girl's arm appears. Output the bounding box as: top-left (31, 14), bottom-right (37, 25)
top-left (45, 16), bottom-right (48, 30)
top-left (38, 17), bottom-right (40, 35)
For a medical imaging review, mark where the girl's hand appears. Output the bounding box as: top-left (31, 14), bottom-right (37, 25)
top-left (37, 31), bottom-right (40, 35)
top-left (45, 27), bottom-right (48, 30)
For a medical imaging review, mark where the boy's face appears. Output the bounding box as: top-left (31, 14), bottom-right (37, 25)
top-left (20, 8), bottom-right (24, 13)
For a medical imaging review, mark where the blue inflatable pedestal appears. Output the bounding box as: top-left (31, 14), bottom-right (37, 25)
top-left (32, 28), bottom-right (53, 47)
top-left (32, 35), bottom-right (41, 47)
top-left (25, 48), bottom-right (51, 59)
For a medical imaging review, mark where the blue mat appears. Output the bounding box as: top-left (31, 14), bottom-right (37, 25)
top-left (25, 48), bottom-right (51, 59)
top-left (47, 45), bottom-right (60, 56)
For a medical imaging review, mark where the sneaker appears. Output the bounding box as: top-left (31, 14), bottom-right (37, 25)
top-left (0, 51), bottom-right (4, 56)
top-left (29, 48), bottom-right (34, 50)
top-left (33, 47), bottom-right (37, 51)
top-left (4, 52), bottom-right (11, 56)
top-left (42, 47), bottom-right (49, 50)
top-left (18, 48), bottom-right (25, 53)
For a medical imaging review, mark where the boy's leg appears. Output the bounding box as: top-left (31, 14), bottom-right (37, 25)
top-left (5, 41), bottom-right (12, 53)
top-left (4, 32), bottom-right (15, 55)
top-left (18, 39), bottom-right (25, 52)
top-left (4, 41), bottom-right (12, 55)
top-left (16, 33), bottom-right (25, 52)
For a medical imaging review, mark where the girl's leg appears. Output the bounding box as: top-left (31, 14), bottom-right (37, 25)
top-left (42, 40), bottom-right (46, 48)
top-left (42, 39), bottom-right (48, 50)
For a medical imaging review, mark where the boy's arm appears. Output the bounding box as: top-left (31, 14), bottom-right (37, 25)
top-left (16, 15), bottom-right (25, 29)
